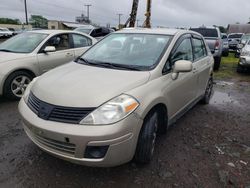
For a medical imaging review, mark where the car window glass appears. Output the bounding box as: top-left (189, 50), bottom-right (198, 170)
top-left (45, 34), bottom-right (70, 51)
top-left (72, 34), bottom-right (92, 48)
top-left (190, 28), bottom-right (218, 38)
top-left (192, 38), bottom-right (206, 60)
top-left (170, 38), bottom-right (193, 64)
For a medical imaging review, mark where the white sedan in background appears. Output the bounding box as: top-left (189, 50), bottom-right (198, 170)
top-left (0, 28), bottom-right (13, 37)
top-left (238, 39), bottom-right (250, 73)
top-left (0, 30), bottom-right (97, 99)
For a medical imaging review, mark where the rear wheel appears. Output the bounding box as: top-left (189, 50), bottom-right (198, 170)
top-left (201, 76), bottom-right (213, 104)
top-left (134, 111), bottom-right (158, 164)
top-left (3, 71), bottom-right (33, 100)
top-left (213, 56), bottom-right (221, 71)
top-left (237, 64), bottom-right (245, 73)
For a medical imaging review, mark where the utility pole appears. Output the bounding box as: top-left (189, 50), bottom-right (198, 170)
top-left (117, 13), bottom-right (123, 29)
top-left (24, 0), bottom-right (28, 25)
top-left (144, 0), bottom-right (152, 28)
top-left (84, 4), bottom-right (92, 22)
top-left (136, 19), bottom-right (140, 27)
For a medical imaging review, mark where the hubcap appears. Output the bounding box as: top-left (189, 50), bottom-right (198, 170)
top-left (205, 78), bottom-right (213, 100)
top-left (11, 75), bottom-right (31, 98)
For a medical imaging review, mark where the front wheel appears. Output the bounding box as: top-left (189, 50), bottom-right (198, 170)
top-left (200, 76), bottom-right (214, 104)
top-left (3, 71), bottom-right (33, 100)
top-left (134, 111), bottom-right (158, 164)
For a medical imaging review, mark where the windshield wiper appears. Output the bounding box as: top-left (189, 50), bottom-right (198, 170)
top-left (0, 49), bottom-right (15, 52)
top-left (77, 58), bottom-right (141, 71)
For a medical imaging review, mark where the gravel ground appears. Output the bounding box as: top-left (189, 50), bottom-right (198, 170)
top-left (0, 79), bottom-right (250, 188)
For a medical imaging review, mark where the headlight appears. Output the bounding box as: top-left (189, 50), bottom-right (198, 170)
top-left (80, 94), bottom-right (139, 125)
top-left (23, 77), bottom-right (39, 103)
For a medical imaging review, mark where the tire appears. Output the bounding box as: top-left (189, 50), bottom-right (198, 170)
top-left (134, 111), bottom-right (158, 164)
top-left (237, 64), bottom-right (245, 73)
top-left (224, 51), bottom-right (229, 57)
top-left (200, 76), bottom-right (213, 104)
top-left (3, 71), bottom-right (33, 100)
top-left (213, 56), bottom-right (221, 71)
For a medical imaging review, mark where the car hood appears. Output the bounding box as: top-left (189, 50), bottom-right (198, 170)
top-left (243, 45), bottom-right (250, 52)
top-left (0, 51), bottom-right (30, 63)
top-left (32, 62), bottom-right (151, 107)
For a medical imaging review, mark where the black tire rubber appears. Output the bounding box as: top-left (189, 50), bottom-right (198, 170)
top-left (237, 64), bottom-right (245, 73)
top-left (213, 56), bottom-right (221, 71)
top-left (200, 76), bottom-right (214, 105)
top-left (3, 71), bottom-right (33, 100)
top-left (223, 51), bottom-right (229, 57)
top-left (134, 111), bottom-right (158, 164)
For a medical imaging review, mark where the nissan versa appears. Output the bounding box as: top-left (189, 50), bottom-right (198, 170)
top-left (19, 29), bottom-right (214, 167)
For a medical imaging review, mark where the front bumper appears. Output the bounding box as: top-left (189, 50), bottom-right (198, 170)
top-left (19, 98), bottom-right (143, 167)
top-left (239, 56), bottom-right (250, 67)
top-left (0, 74), bottom-right (5, 96)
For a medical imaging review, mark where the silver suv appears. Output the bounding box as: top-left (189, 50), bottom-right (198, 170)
top-left (19, 29), bottom-right (214, 167)
top-left (190, 27), bottom-right (223, 70)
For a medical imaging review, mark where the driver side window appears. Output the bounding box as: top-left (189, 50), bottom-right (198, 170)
top-left (44, 34), bottom-right (70, 51)
top-left (163, 37), bottom-right (193, 73)
top-left (171, 38), bottom-right (193, 64)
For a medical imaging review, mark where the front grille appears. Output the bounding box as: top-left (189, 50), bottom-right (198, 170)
top-left (32, 131), bottom-right (76, 156)
top-left (27, 92), bottom-right (95, 124)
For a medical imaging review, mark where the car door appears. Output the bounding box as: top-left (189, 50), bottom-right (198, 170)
top-left (71, 33), bottom-right (93, 58)
top-left (37, 33), bottom-right (75, 73)
top-left (162, 34), bottom-right (198, 119)
top-left (191, 35), bottom-right (211, 97)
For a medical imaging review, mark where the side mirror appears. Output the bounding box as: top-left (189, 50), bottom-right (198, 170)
top-left (43, 46), bottom-right (56, 53)
top-left (172, 60), bottom-right (193, 80)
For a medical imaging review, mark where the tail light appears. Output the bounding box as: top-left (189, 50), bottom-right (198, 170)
top-left (215, 40), bottom-right (220, 50)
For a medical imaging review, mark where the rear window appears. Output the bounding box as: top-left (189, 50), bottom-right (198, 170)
top-left (228, 34), bottom-right (243, 39)
top-left (190, 28), bottom-right (218, 38)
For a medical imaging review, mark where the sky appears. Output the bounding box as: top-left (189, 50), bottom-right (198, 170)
top-left (0, 0), bottom-right (250, 28)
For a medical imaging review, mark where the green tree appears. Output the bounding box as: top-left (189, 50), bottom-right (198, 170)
top-left (29, 15), bottom-right (48, 28)
top-left (218, 26), bottom-right (227, 33)
top-left (0, 18), bottom-right (21, 24)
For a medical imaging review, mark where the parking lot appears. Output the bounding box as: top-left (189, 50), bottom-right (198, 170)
top-left (0, 54), bottom-right (250, 187)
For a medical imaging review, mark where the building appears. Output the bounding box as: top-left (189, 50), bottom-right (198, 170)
top-left (0, 23), bottom-right (32, 30)
top-left (227, 24), bottom-right (250, 34)
top-left (48, 20), bottom-right (91, 30)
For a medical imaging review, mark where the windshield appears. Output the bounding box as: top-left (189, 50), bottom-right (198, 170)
top-left (228, 34), bottom-right (243, 39)
top-left (190, 28), bottom-right (218, 38)
top-left (75, 28), bottom-right (92, 34)
top-left (79, 33), bottom-right (171, 71)
top-left (0, 32), bottom-right (48, 53)
top-left (241, 35), bottom-right (250, 42)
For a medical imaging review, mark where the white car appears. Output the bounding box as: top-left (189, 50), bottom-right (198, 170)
top-left (0, 30), bottom-right (97, 99)
top-left (238, 39), bottom-right (250, 73)
top-left (0, 28), bottom-right (13, 37)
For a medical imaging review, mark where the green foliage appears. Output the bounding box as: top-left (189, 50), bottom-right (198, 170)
top-left (29, 15), bottom-right (48, 28)
top-left (0, 18), bottom-right (21, 25)
top-left (218, 26), bottom-right (227, 33)
top-left (214, 53), bottom-right (250, 81)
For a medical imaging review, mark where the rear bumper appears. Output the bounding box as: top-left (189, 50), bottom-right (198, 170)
top-left (19, 98), bottom-right (143, 167)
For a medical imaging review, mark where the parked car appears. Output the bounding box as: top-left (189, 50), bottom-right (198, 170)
top-left (237, 39), bottom-right (250, 73)
top-left (228, 33), bottom-right (243, 51)
top-left (19, 28), bottom-right (214, 167)
top-left (190, 27), bottom-right (223, 70)
top-left (75, 26), bottom-right (113, 39)
top-left (235, 33), bottom-right (250, 58)
top-left (0, 28), bottom-right (13, 38)
top-left (0, 30), bottom-right (97, 99)
top-left (221, 33), bottom-right (229, 57)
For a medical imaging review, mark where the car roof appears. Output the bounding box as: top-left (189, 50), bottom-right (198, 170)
top-left (115, 28), bottom-right (186, 35)
top-left (27, 30), bottom-right (87, 35)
